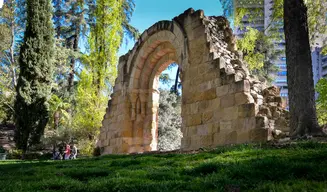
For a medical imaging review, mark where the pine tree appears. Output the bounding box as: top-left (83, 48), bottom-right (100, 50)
top-left (14, 0), bottom-right (55, 155)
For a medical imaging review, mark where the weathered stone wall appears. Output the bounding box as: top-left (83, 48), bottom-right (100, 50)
top-left (98, 8), bottom-right (289, 154)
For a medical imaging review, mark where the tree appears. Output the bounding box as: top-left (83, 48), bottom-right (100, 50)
top-left (157, 90), bottom-right (182, 151)
top-left (316, 78), bottom-right (327, 126)
top-left (0, 0), bottom-right (25, 123)
top-left (14, 0), bottom-right (55, 156)
top-left (284, 0), bottom-right (323, 137)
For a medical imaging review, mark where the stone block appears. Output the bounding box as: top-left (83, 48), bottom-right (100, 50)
top-left (181, 137), bottom-right (191, 149)
top-left (109, 139), bottom-right (116, 146)
top-left (208, 98), bottom-right (221, 110)
top-left (103, 139), bottom-right (109, 147)
top-left (203, 88), bottom-right (217, 100)
top-left (103, 146), bottom-right (113, 154)
top-left (235, 92), bottom-right (254, 105)
top-left (250, 128), bottom-right (269, 142)
top-left (216, 85), bottom-right (229, 97)
top-left (107, 131), bottom-right (113, 140)
top-left (133, 137), bottom-right (143, 145)
top-left (220, 120), bottom-right (232, 132)
top-left (238, 103), bottom-right (256, 118)
top-left (121, 128), bottom-right (133, 137)
top-left (223, 131), bottom-right (238, 144)
top-left (199, 100), bottom-right (209, 111)
top-left (274, 96), bottom-right (283, 104)
top-left (230, 80), bottom-right (250, 94)
top-left (202, 111), bottom-right (214, 123)
top-left (199, 135), bottom-right (213, 147)
top-left (213, 133), bottom-right (223, 145)
top-left (187, 114), bottom-right (202, 126)
top-left (237, 132), bottom-right (250, 143)
top-left (203, 71), bottom-right (219, 82)
top-left (187, 126), bottom-right (198, 136)
top-left (100, 132), bottom-right (107, 140)
top-left (210, 123), bottom-right (220, 133)
top-left (122, 137), bottom-right (133, 145)
top-left (187, 102), bottom-right (199, 115)
top-left (221, 106), bottom-right (238, 120)
top-left (198, 65), bottom-right (207, 75)
top-left (275, 117), bottom-right (290, 132)
top-left (258, 106), bottom-right (272, 118)
top-left (242, 117), bottom-right (256, 131)
top-left (273, 111), bottom-right (281, 118)
top-left (220, 94), bottom-right (235, 108)
top-left (255, 116), bottom-right (269, 128)
top-left (197, 125), bottom-right (209, 136)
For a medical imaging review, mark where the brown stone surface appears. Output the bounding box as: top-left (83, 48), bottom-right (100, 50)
top-left (98, 9), bottom-right (290, 155)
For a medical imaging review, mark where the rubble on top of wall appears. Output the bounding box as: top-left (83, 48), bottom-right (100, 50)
top-left (203, 15), bottom-right (290, 140)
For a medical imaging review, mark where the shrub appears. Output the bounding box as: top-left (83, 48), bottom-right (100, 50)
top-left (78, 139), bottom-right (96, 156)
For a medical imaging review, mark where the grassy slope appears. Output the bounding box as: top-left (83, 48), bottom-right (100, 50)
top-left (1, 142), bottom-right (327, 192)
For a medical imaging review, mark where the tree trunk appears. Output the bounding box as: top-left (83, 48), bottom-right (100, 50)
top-left (284, 0), bottom-right (324, 137)
top-left (174, 67), bottom-right (180, 95)
top-left (9, 6), bottom-right (16, 87)
top-left (54, 111), bottom-right (60, 130)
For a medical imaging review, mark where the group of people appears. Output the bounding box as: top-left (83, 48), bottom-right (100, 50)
top-left (53, 143), bottom-right (78, 160)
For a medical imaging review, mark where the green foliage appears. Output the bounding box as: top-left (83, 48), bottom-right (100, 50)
top-left (2, 142), bottom-right (327, 191)
top-left (158, 90), bottom-right (182, 151)
top-left (237, 27), bottom-right (264, 70)
top-left (322, 45), bottom-right (327, 56)
top-left (48, 93), bottom-right (71, 128)
top-left (14, 0), bottom-right (55, 152)
top-left (316, 78), bottom-right (327, 125)
top-left (0, 0), bottom-right (24, 123)
top-left (306, 0), bottom-right (327, 44)
top-left (73, 70), bottom-right (107, 139)
top-left (159, 73), bottom-right (172, 85)
top-left (233, 0), bottom-right (326, 45)
top-left (78, 139), bottom-right (96, 156)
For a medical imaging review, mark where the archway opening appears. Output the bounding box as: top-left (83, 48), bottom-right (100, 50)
top-left (157, 63), bottom-right (182, 151)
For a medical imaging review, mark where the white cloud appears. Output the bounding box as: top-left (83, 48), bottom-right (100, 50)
top-left (0, 0), bottom-right (3, 9)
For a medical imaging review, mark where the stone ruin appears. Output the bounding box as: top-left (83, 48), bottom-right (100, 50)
top-left (97, 8), bottom-right (290, 154)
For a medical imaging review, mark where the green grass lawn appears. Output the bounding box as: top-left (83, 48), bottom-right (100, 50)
top-left (1, 142), bottom-right (327, 192)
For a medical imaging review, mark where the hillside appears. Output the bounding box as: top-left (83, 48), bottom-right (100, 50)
top-left (1, 142), bottom-right (327, 192)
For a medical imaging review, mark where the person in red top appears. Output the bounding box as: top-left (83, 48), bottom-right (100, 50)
top-left (64, 144), bottom-right (71, 160)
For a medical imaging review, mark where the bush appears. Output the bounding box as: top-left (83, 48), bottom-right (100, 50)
top-left (6, 149), bottom-right (52, 160)
top-left (78, 139), bottom-right (96, 156)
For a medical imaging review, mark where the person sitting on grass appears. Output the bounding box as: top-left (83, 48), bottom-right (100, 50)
top-left (53, 150), bottom-right (62, 160)
top-left (70, 144), bottom-right (77, 159)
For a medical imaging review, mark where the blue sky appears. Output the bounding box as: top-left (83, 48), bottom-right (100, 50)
top-left (118, 0), bottom-right (224, 56)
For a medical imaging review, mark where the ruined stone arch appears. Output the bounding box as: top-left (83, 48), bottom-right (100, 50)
top-left (126, 22), bottom-right (187, 152)
top-left (98, 8), bottom-right (289, 154)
